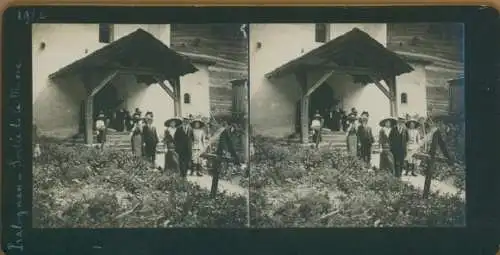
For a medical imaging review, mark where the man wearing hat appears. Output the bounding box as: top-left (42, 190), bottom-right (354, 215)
top-left (389, 117), bottom-right (410, 177)
top-left (174, 117), bottom-right (194, 177)
top-left (357, 115), bottom-right (374, 166)
top-left (142, 114), bottom-right (159, 167)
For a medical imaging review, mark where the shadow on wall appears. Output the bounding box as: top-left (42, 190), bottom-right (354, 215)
top-left (33, 75), bottom-right (87, 139)
top-left (250, 74), bottom-right (301, 138)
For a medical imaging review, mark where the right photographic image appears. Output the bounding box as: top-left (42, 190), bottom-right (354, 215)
top-left (249, 23), bottom-right (465, 227)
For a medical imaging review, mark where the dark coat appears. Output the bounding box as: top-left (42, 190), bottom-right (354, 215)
top-left (142, 125), bottom-right (159, 146)
top-left (174, 125), bottom-right (194, 157)
top-left (163, 129), bottom-right (175, 145)
top-left (389, 126), bottom-right (409, 159)
top-left (357, 125), bottom-right (374, 145)
top-left (429, 129), bottom-right (452, 161)
top-left (216, 127), bottom-right (240, 165)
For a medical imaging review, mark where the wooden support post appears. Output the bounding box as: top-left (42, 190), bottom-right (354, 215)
top-left (243, 80), bottom-right (250, 167)
top-left (295, 71), bottom-right (309, 144)
top-left (385, 76), bottom-right (398, 117)
top-left (84, 97), bottom-right (94, 145)
top-left (169, 77), bottom-right (182, 117)
top-left (83, 70), bottom-right (119, 145)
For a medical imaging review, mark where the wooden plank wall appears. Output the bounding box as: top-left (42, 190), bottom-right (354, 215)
top-left (170, 24), bottom-right (248, 117)
top-left (387, 23), bottom-right (464, 116)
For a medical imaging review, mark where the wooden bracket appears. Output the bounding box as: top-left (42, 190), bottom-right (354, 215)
top-left (155, 77), bottom-right (176, 100)
top-left (89, 70), bottom-right (119, 97)
top-left (369, 75), bottom-right (392, 100)
top-left (305, 70), bottom-right (335, 97)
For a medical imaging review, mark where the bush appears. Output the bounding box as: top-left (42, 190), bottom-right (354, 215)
top-left (249, 136), bottom-right (465, 227)
top-left (33, 143), bottom-right (248, 228)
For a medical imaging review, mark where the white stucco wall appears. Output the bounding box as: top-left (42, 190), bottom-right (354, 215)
top-left (180, 64), bottom-right (211, 118)
top-left (396, 63), bottom-right (428, 118)
top-left (249, 24), bottom-right (310, 137)
top-left (250, 23), bottom-right (424, 138)
top-left (32, 23), bottom-right (210, 139)
top-left (32, 24), bottom-right (107, 138)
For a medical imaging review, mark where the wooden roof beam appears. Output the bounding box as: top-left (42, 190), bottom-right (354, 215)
top-left (305, 70), bottom-right (335, 97)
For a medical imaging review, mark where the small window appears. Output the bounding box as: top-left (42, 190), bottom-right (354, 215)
top-left (99, 24), bottom-right (113, 43)
top-left (184, 93), bottom-right (191, 104)
top-left (401, 93), bottom-right (408, 104)
top-left (315, 23), bottom-right (329, 43)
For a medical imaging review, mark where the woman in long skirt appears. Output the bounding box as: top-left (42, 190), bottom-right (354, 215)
top-left (405, 119), bottom-right (421, 176)
top-left (345, 116), bottom-right (358, 157)
top-left (130, 120), bottom-right (144, 157)
top-left (378, 117), bottom-right (396, 174)
top-left (163, 117), bottom-right (181, 170)
top-left (191, 119), bottom-right (207, 176)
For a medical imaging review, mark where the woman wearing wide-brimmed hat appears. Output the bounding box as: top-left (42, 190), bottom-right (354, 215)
top-left (378, 117), bottom-right (397, 174)
top-left (404, 119), bottom-right (421, 176)
top-left (190, 118), bottom-right (207, 176)
top-left (345, 115), bottom-right (359, 157)
top-left (310, 112), bottom-right (323, 148)
top-left (95, 111), bottom-right (107, 149)
top-left (163, 117), bottom-right (182, 146)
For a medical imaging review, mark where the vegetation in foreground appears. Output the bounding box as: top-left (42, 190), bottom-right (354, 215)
top-left (249, 135), bottom-right (466, 228)
top-left (33, 142), bottom-right (248, 228)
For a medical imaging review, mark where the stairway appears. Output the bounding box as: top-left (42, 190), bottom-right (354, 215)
top-left (312, 130), bottom-right (348, 149)
top-left (307, 129), bottom-right (380, 150)
top-left (67, 130), bottom-right (132, 151)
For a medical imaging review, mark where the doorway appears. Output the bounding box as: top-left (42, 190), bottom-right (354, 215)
top-left (295, 82), bottom-right (338, 133)
top-left (309, 82), bottom-right (336, 118)
top-left (79, 82), bottom-right (122, 133)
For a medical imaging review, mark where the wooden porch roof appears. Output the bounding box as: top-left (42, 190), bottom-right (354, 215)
top-left (49, 28), bottom-right (198, 81)
top-left (265, 28), bottom-right (414, 80)
top-left (230, 78), bottom-right (248, 86)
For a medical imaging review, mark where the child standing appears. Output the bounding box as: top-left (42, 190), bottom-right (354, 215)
top-left (405, 119), bottom-right (421, 176)
top-left (95, 111), bottom-right (107, 150)
top-left (191, 118), bottom-right (207, 176)
top-left (311, 113), bottom-right (323, 148)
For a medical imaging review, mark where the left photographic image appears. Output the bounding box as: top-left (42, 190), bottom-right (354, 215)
top-left (32, 23), bottom-right (249, 228)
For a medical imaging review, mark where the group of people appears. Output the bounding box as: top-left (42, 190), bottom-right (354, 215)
top-left (94, 108), bottom-right (243, 178)
top-left (310, 108), bottom-right (453, 178)
top-left (315, 107), bottom-right (363, 132)
top-left (95, 108), bottom-right (144, 133)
